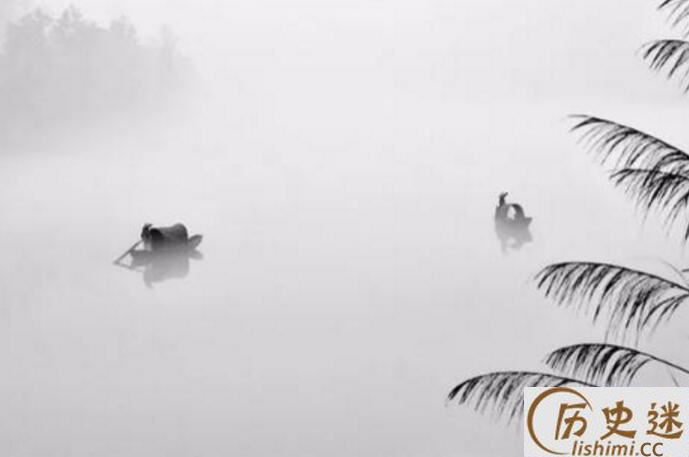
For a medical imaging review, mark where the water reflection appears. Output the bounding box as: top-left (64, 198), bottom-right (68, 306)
top-left (494, 192), bottom-right (533, 253)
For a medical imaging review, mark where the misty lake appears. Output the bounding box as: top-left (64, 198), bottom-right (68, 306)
top-left (4, 94), bottom-right (684, 457)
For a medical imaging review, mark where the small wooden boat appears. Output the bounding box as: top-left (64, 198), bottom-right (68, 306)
top-left (114, 224), bottom-right (204, 269)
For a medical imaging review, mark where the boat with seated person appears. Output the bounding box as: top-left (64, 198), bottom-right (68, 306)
top-left (131, 223), bottom-right (203, 262)
top-left (113, 223), bottom-right (204, 286)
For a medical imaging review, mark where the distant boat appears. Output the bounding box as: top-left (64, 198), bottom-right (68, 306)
top-left (494, 192), bottom-right (533, 252)
top-left (140, 223), bottom-right (202, 251)
top-left (114, 223), bottom-right (204, 286)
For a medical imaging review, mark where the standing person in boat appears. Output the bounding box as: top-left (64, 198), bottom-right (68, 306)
top-left (495, 192), bottom-right (511, 252)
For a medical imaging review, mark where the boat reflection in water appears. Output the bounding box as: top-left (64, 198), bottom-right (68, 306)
top-left (114, 223), bottom-right (203, 287)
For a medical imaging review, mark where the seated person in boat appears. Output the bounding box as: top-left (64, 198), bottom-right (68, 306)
top-left (141, 223), bottom-right (190, 250)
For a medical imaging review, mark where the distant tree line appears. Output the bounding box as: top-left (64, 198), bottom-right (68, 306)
top-left (0, 6), bottom-right (193, 139)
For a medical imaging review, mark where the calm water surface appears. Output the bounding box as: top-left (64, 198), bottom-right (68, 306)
top-left (0, 100), bottom-right (684, 456)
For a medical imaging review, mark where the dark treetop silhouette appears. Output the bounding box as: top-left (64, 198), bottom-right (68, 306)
top-left (0, 6), bottom-right (192, 146)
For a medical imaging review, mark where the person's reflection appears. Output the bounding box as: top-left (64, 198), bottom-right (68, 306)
top-left (494, 192), bottom-right (533, 253)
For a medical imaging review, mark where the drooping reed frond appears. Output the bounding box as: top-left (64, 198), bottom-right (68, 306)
top-left (447, 371), bottom-right (594, 421)
top-left (545, 344), bottom-right (653, 386)
top-left (611, 168), bottom-right (689, 239)
top-left (641, 40), bottom-right (689, 91)
top-left (570, 115), bottom-right (689, 174)
top-left (546, 343), bottom-right (689, 387)
top-left (659, 0), bottom-right (689, 31)
top-left (535, 262), bottom-right (689, 339)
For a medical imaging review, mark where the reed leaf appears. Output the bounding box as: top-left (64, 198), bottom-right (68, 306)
top-left (611, 168), bottom-right (689, 239)
top-left (447, 371), bottom-right (594, 421)
top-left (641, 39), bottom-right (689, 91)
top-left (546, 343), bottom-right (689, 386)
top-left (535, 262), bottom-right (689, 339)
top-left (570, 115), bottom-right (689, 174)
top-left (545, 344), bottom-right (657, 386)
top-left (659, 0), bottom-right (689, 30)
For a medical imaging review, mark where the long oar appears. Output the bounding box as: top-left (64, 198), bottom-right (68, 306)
top-left (113, 240), bottom-right (142, 264)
